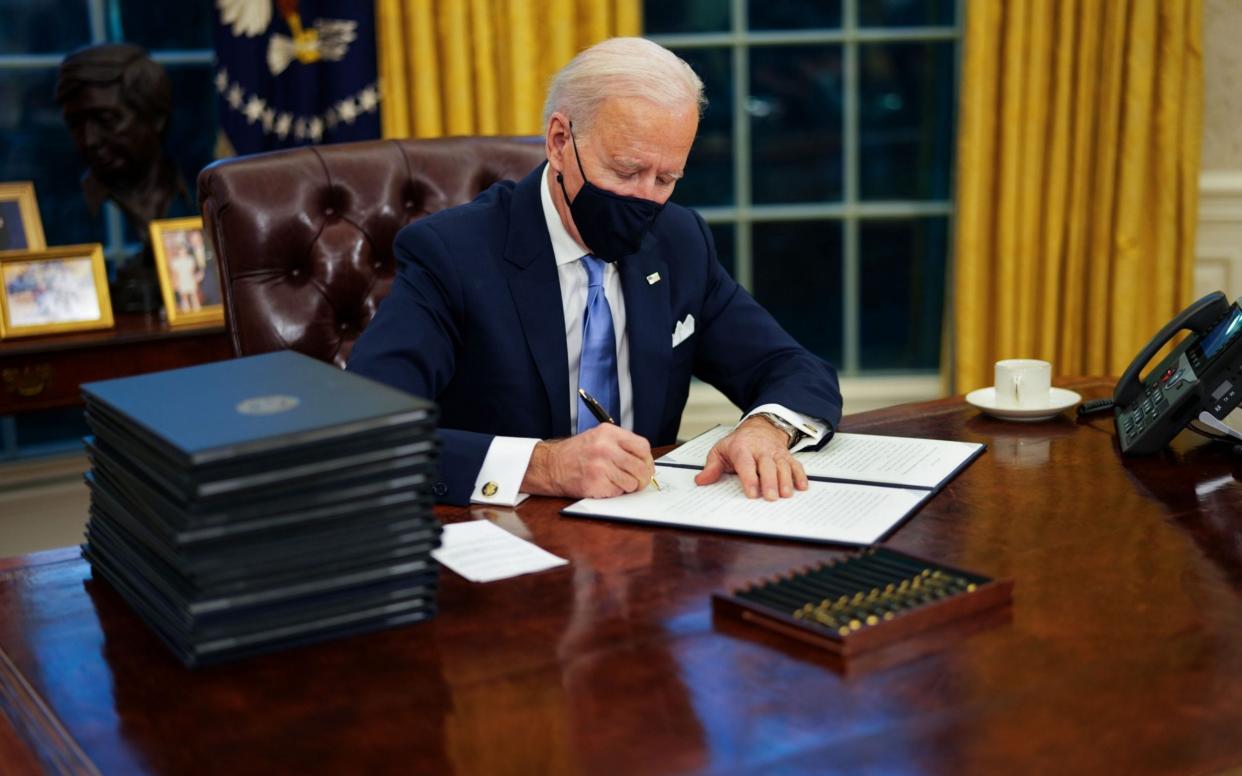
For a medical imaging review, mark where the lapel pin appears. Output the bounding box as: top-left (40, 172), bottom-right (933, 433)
top-left (646, 272), bottom-right (661, 285)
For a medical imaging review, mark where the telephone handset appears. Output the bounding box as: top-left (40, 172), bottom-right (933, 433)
top-left (1113, 290), bottom-right (1242, 454)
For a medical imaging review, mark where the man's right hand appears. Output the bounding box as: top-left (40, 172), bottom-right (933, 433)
top-left (520, 424), bottom-right (654, 498)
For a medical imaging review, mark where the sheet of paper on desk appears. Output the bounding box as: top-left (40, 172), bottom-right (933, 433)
top-left (562, 466), bottom-right (927, 546)
top-left (432, 520), bottom-right (568, 583)
top-left (657, 424), bottom-right (984, 490)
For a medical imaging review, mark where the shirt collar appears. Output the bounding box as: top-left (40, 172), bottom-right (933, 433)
top-left (539, 162), bottom-right (590, 267)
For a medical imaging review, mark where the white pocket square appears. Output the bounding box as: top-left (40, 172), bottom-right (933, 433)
top-left (672, 314), bottom-right (695, 347)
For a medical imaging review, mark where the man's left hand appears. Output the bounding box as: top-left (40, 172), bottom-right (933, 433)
top-left (694, 415), bottom-right (809, 499)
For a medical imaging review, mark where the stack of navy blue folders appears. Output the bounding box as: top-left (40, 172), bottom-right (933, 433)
top-left (79, 350), bottom-right (440, 667)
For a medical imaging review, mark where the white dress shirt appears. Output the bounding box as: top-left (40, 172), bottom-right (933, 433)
top-left (470, 164), bottom-right (826, 505)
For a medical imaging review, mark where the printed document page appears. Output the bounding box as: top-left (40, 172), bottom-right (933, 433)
top-left (562, 466), bottom-right (927, 546)
top-left (657, 425), bottom-right (983, 490)
top-left (432, 520), bottom-right (568, 583)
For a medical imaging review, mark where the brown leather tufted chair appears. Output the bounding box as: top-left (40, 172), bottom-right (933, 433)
top-left (197, 136), bottom-right (547, 368)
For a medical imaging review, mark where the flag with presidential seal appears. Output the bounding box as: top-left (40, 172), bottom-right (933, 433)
top-left (213, 0), bottom-right (380, 154)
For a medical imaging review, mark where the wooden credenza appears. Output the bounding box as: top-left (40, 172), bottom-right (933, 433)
top-left (0, 313), bottom-right (233, 415)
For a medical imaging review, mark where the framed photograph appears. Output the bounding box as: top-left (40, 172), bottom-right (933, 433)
top-left (0, 181), bottom-right (47, 255)
top-left (0, 244), bottom-right (113, 339)
top-left (150, 216), bottom-right (224, 327)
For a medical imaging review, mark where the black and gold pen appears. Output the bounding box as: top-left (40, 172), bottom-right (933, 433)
top-left (577, 387), bottom-right (662, 491)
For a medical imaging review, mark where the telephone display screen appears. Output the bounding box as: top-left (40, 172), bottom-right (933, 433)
top-left (1201, 307), bottom-right (1242, 360)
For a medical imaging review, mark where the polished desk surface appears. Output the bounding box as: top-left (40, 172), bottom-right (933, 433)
top-left (3, 377), bottom-right (1242, 775)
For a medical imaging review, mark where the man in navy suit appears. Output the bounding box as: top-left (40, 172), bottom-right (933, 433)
top-left (349, 38), bottom-right (842, 506)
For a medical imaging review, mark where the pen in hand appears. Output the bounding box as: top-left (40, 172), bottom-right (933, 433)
top-left (577, 387), bottom-right (663, 491)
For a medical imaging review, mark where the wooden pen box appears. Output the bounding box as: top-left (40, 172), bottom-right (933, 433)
top-left (712, 547), bottom-right (1013, 658)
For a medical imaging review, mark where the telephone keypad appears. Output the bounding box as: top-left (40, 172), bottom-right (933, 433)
top-left (1122, 382), bottom-right (1176, 442)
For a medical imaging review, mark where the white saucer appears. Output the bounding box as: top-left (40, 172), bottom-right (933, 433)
top-left (965, 387), bottom-right (1083, 422)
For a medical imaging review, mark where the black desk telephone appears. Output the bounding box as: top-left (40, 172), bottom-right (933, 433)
top-left (1107, 291), bottom-right (1242, 454)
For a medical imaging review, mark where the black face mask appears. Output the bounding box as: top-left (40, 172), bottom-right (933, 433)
top-left (556, 123), bottom-right (664, 262)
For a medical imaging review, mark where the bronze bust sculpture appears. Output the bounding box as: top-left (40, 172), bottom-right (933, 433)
top-left (55, 43), bottom-right (198, 312)
top-left (55, 43), bottom-right (189, 236)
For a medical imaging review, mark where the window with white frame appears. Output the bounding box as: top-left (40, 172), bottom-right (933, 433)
top-left (0, 0), bottom-right (216, 264)
top-left (645, 0), bottom-right (960, 376)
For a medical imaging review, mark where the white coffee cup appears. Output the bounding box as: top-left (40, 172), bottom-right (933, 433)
top-left (994, 359), bottom-right (1052, 409)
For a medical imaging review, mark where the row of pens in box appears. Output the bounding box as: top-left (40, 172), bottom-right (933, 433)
top-left (725, 543), bottom-right (1003, 640)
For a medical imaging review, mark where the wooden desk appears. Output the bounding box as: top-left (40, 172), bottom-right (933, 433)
top-left (2, 377), bottom-right (1242, 775)
top-left (0, 314), bottom-right (232, 415)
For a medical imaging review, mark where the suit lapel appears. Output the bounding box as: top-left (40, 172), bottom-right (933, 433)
top-left (503, 165), bottom-right (571, 438)
top-left (620, 246), bottom-right (671, 442)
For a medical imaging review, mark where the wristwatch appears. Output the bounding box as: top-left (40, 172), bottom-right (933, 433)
top-left (753, 411), bottom-right (805, 449)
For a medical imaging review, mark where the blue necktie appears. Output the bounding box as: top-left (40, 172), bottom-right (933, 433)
top-left (577, 255), bottom-right (620, 433)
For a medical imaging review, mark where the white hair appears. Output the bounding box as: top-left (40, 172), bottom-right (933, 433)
top-left (543, 37), bottom-right (706, 137)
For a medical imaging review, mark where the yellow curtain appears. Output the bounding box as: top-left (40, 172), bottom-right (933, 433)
top-left (951, 0), bottom-right (1203, 391)
top-left (376, 0), bottom-right (640, 139)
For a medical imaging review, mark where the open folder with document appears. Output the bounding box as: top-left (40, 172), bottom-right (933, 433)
top-left (562, 426), bottom-right (985, 545)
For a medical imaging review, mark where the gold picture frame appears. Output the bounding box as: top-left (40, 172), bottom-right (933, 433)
top-left (149, 216), bottom-right (224, 327)
top-left (0, 181), bottom-right (48, 255)
top-left (0, 244), bottom-right (114, 339)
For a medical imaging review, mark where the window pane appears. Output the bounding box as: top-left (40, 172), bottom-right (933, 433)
top-left (671, 47), bottom-right (732, 208)
top-left (164, 64), bottom-right (218, 204)
top-left (110, 0), bottom-right (213, 50)
top-left (0, 68), bottom-right (106, 246)
top-left (748, 0), bottom-right (840, 30)
top-left (859, 217), bottom-right (947, 370)
top-left (750, 45), bottom-right (843, 205)
top-left (708, 222), bottom-right (734, 279)
top-left (859, 42), bottom-right (954, 200)
top-left (0, 1), bottom-right (91, 55)
top-left (752, 220), bottom-right (842, 366)
top-left (643, 1), bottom-right (730, 34)
top-left (859, 0), bottom-right (955, 27)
